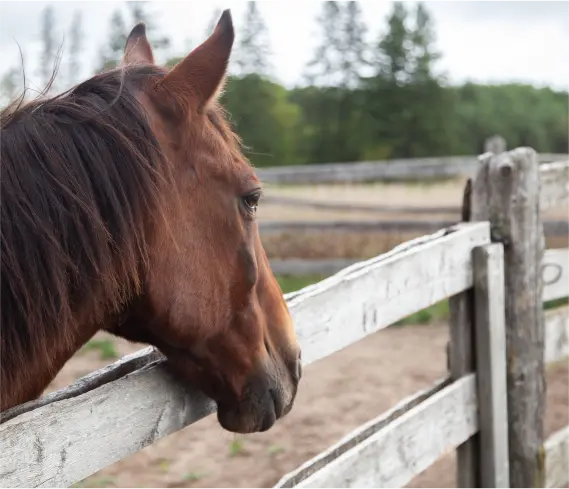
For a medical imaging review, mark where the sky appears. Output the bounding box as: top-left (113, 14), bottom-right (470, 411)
top-left (0, 0), bottom-right (568, 93)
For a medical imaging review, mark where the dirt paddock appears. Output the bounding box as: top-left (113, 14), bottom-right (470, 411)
top-left (50, 323), bottom-right (567, 488)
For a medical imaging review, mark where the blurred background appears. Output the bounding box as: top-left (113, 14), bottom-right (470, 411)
top-left (1, 2), bottom-right (567, 488)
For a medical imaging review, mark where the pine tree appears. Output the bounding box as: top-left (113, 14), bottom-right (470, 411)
top-left (235, 2), bottom-right (272, 76)
top-left (68, 11), bottom-right (83, 87)
top-left (206, 7), bottom-right (222, 36)
top-left (98, 9), bottom-right (127, 72)
top-left (38, 6), bottom-right (59, 92)
top-left (339, 1), bottom-right (369, 88)
top-left (375, 2), bottom-right (410, 84)
top-left (127, 1), bottom-right (170, 55)
top-left (0, 67), bottom-right (21, 107)
top-left (304, 1), bottom-right (343, 85)
top-left (408, 2), bottom-right (441, 83)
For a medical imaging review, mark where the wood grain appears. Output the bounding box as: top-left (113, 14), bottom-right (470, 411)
top-left (472, 147), bottom-right (546, 487)
top-left (282, 375), bottom-right (478, 488)
top-left (544, 425), bottom-right (569, 488)
top-left (472, 244), bottom-right (510, 487)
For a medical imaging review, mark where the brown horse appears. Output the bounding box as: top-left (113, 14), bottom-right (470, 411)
top-left (0, 11), bottom-right (301, 434)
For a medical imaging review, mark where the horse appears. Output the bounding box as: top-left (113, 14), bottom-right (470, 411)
top-left (0, 10), bottom-right (301, 434)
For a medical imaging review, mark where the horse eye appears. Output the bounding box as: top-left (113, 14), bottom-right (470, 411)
top-left (243, 192), bottom-right (261, 211)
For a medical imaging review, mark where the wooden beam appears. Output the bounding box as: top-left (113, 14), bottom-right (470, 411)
top-left (543, 248), bottom-right (569, 302)
top-left (539, 160), bottom-right (569, 211)
top-left (290, 222), bottom-right (490, 366)
top-left (544, 425), bottom-right (569, 488)
top-left (275, 375), bottom-right (478, 488)
top-left (275, 377), bottom-right (451, 488)
top-left (472, 147), bottom-right (546, 487)
top-left (472, 244), bottom-right (510, 487)
top-left (448, 177), bottom-right (479, 487)
top-left (544, 307), bottom-right (569, 365)
top-left (258, 219), bottom-right (568, 237)
top-left (0, 361), bottom-right (216, 488)
top-left (263, 195), bottom-right (461, 215)
top-left (256, 154), bottom-right (568, 185)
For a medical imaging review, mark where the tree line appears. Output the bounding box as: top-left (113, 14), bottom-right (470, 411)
top-left (2, 1), bottom-right (567, 167)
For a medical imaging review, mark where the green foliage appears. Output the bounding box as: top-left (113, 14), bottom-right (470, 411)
top-left (183, 471), bottom-right (206, 481)
top-left (81, 339), bottom-right (119, 360)
top-left (222, 74), bottom-right (304, 167)
top-left (275, 274), bottom-right (325, 294)
top-left (228, 437), bottom-right (245, 457)
top-left (234, 2), bottom-right (272, 76)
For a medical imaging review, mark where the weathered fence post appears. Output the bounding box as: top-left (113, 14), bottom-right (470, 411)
top-left (448, 178), bottom-right (479, 487)
top-left (472, 243), bottom-right (509, 487)
top-left (484, 135), bottom-right (507, 156)
top-left (471, 147), bottom-right (546, 487)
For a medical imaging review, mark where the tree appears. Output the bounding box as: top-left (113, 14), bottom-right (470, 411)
top-left (0, 67), bottom-right (22, 108)
top-left (304, 1), bottom-right (343, 86)
top-left (374, 1), bottom-right (410, 84)
top-left (67, 11), bottom-right (83, 87)
top-left (127, 1), bottom-right (170, 58)
top-left (97, 9), bottom-right (127, 72)
top-left (339, 1), bottom-right (369, 88)
top-left (222, 75), bottom-right (303, 167)
top-left (235, 2), bottom-right (272, 76)
top-left (38, 6), bottom-right (59, 92)
top-left (408, 2), bottom-right (440, 83)
top-left (205, 7), bottom-right (222, 36)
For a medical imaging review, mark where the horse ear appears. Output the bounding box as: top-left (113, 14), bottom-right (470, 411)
top-left (122, 23), bottom-right (155, 65)
top-left (158, 10), bottom-right (234, 112)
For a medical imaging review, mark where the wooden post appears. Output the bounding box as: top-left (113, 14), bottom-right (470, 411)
top-left (473, 244), bottom-right (510, 488)
top-left (472, 147), bottom-right (545, 487)
top-left (484, 135), bottom-right (507, 156)
top-left (448, 177), bottom-right (479, 487)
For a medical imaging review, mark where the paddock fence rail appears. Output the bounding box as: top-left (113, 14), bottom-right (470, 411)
top-left (0, 147), bottom-right (567, 488)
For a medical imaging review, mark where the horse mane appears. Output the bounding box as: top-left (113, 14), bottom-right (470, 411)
top-left (0, 66), bottom-right (173, 384)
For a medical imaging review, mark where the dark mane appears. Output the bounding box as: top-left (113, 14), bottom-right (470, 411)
top-left (0, 66), bottom-right (173, 385)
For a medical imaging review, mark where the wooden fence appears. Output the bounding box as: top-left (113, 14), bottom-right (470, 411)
top-left (0, 148), bottom-right (567, 488)
top-left (257, 152), bottom-right (568, 185)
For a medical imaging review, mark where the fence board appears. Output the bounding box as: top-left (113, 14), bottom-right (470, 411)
top-left (543, 248), bottom-right (569, 302)
top-left (544, 307), bottom-right (569, 365)
top-left (269, 258), bottom-right (359, 277)
top-left (291, 222), bottom-right (490, 366)
top-left (472, 244), bottom-right (510, 487)
top-left (257, 154), bottom-right (567, 185)
top-left (0, 361), bottom-right (216, 488)
top-left (259, 219), bottom-right (568, 237)
top-left (275, 377), bottom-right (451, 488)
top-left (263, 195), bottom-right (460, 215)
top-left (544, 425), bottom-right (569, 488)
top-left (540, 160), bottom-right (569, 211)
top-left (282, 375), bottom-right (478, 488)
top-left (448, 177), bottom-right (479, 487)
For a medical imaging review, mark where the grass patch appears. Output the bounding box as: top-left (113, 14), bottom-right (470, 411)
top-left (81, 339), bottom-right (119, 360)
top-left (268, 444), bottom-right (285, 457)
top-left (275, 274), bottom-right (324, 294)
top-left (228, 437), bottom-right (245, 457)
top-left (544, 297), bottom-right (568, 310)
top-left (394, 300), bottom-right (450, 326)
top-left (183, 471), bottom-right (206, 482)
top-left (72, 477), bottom-right (115, 488)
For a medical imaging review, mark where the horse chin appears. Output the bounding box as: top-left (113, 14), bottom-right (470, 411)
top-left (216, 393), bottom-right (278, 434)
top-left (215, 371), bottom-right (294, 434)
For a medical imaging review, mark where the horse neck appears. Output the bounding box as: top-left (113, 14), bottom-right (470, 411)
top-left (0, 314), bottom-right (105, 411)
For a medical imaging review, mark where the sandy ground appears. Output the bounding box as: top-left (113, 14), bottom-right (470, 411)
top-left (49, 324), bottom-right (568, 489)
